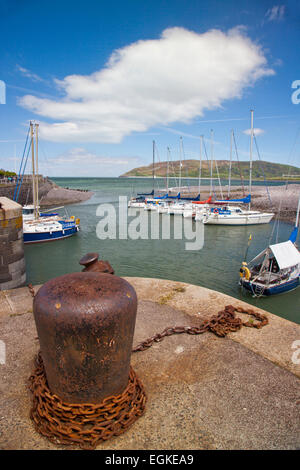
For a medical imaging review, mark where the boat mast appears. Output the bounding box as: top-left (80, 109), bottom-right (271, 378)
top-left (199, 136), bottom-right (203, 197)
top-left (210, 130), bottom-right (213, 196)
top-left (152, 140), bottom-right (155, 193)
top-left (30, 121), bottom-right (37, 220)
top-left (249, 109), bottom-right (254, 209)
top-left (167, 147), bottom-right (170, 193)
top-left (296, 195), bottom-right (300, 229)
top-left (228, 129), bottom-right (233, 198)
top-left (35, 122), bottom-right (39, 217)
top-left (179, 137), bottom-right (182, 193)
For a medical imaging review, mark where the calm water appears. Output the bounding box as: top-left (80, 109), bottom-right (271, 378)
top-left (24, 177), bottom-right (300, 324)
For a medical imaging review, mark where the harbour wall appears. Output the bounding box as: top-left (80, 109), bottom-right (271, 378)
top-left (0, 197), bottom-right (26, 290)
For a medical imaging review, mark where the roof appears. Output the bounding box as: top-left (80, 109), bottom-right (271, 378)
top-left (270, 240), bottom-right (300, 270)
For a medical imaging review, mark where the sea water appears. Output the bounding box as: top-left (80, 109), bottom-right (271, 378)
top-left (24, 177), bottom-right (300, 324)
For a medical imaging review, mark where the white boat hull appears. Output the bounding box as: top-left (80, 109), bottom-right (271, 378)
top-left (157, 206), bottom-right (169, 214)
top-left (128, 202), bottom-right (145, 208)
top-left (182, 210), bottom-right (194, 218)
top-left (168, 206), bottom-right (185, 215)
top-left (203, 212), bottom-right (274, 225)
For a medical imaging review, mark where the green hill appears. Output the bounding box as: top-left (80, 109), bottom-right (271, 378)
top-left (120, 160), bottom-right (300, 180)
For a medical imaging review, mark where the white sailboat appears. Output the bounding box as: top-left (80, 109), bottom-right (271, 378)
top-left (202, 111), bottom-right (274, 226)
top-left (22, 121), bottom-right (80, 244)
top-left (128, 141), bottom-right (157, 209)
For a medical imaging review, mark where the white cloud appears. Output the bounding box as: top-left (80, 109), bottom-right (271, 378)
top-left (16, 65), bottom-right (45, 83)
top-left (243, 128), bottom-right (265, 136)
top-left (19, 27), bottom-right (275, 143)
top-left (265, 5), bottom-right (285, 22)
top-left (52, 147), bottom-right (140, 166)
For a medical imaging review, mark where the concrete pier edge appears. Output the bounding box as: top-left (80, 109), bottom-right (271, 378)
top-left (1, 276), bottom-right (299, 377)
top-left (0, 276), bottom-right (299, 450)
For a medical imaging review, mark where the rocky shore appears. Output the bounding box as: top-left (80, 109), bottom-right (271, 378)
top-left (39, 182), bottom-right (93, 207)
top-left (0, 178), bottom-right (93, 208)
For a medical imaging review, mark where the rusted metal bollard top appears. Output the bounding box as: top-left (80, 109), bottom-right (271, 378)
top-left (33, 258), bottom-right (137, 404)
top-left (79, 252), bottom-right (114, 274)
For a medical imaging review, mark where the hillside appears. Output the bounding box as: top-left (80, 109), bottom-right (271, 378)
top-left (120, 160), bottom-right (300, 180)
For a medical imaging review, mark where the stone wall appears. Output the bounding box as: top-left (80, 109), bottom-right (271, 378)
top-left (0, 177), bottom-right (53, 207)
top-left (0, 197), bottom-right (26, 290)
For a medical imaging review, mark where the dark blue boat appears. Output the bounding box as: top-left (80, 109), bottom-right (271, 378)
top-left (239, 196), bottom-right (300, 297)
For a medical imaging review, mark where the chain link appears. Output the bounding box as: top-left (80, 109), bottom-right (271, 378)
top-left (132, 304), bottom-right (268, 352)
top-left (29, 352), bottom-right (147, 450)
top-left (27, 283), bottom-right (35, 298)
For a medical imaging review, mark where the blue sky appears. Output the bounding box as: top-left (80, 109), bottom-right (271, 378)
top-left (0, 0), bottom-right (300, 177)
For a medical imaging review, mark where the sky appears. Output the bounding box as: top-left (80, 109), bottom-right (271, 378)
top-left (0, 0), bottom-right (300, 177)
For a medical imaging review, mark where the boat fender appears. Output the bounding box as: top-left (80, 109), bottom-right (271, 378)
top-left (240, 264), bottom-right (251, 280)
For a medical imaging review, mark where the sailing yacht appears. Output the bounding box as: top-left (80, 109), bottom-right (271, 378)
top-left (239, 196), bottom-right (300, 296)
top-left (128, 191), bottom-right (153, 208)
top-left (202, 197), bottom-right (274, 225)
top-left (21, 122), bottom-right (80, 244)
top-left (129, 141), bottom-right (157, 210)
top-left (203, 111), bottom-right (274, 226)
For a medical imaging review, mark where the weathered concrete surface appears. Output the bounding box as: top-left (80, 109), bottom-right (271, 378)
top-left (125, 278), bottom-right (300, 378)
top-left (0, 278), bottom-right (299, 450)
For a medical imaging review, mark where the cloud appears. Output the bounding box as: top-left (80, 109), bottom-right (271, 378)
top-left (265, 5), bottom-right (285, 22)
top-left (16, 65), bottom-right (45, 83)
top-left (243, 128), bottom-right (265, 136)
top-left (52, 147), bottom-right (140, 166)
top-left (18, 27), bottom-right (275, 143)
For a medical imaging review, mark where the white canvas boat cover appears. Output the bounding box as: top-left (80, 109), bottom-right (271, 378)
top-left (269, 240), bottom-right (300, 270)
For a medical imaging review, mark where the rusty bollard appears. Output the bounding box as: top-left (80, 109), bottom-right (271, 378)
top-left (79, 252), bottom-right (114, 274)
top-left (33, 261), bottom-right (137, 404)
top-left (29, 255), bottom-right (146, 448)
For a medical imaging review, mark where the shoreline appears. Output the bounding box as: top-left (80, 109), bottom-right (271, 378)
top-left (39, 182), bottom-right (93, 207)
top-left (120, 175), bottom-right (300, 181)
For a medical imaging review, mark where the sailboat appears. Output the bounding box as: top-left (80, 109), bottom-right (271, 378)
top-left (127, 190), bottom-right (154, 208)
top-left (202, 111), bottom-right (275, 226)
top-left (239, 196), bottom-right (300, 296)
top-left (22, 121), bottom-right (80, 244)
top-left (128, 141), bottom-right (159, 209)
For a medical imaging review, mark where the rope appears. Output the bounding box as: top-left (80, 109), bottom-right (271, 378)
top-left (13, 125), bottom-right (30, 201)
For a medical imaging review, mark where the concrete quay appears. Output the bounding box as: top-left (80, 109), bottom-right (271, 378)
top-left (0, 277), bottom-right (299, 450)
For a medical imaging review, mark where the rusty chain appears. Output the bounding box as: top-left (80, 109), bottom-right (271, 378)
top-left (132, 304), bottom-right (268, 352)
top-left (29, 352), bottom-right (147, 450)
top-left (27, 283), bottom-right (268, 449)
top-left (27, 283), bottom-right (35, 298)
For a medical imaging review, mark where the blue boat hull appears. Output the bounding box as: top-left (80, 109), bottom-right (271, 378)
top-left (241, 276), bottom-right (300, 296)
top-left (24, 226), bottom-right (78, 244)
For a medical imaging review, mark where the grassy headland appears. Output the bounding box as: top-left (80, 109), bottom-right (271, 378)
top-left (120, 159), bottom-right (300, 181)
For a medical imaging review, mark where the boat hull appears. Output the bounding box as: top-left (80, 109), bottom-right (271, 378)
top-left (128, 202), bottom-right (145, 208)
top-left (204, 214), bottom-right (274, 225)
top-left (24, 226), bottom-right (79, 244)
top-left (240, 276), bottom-right (300, 296)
